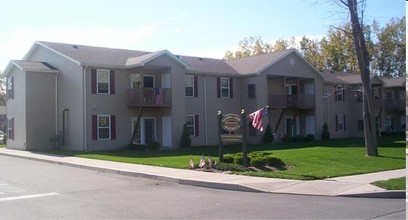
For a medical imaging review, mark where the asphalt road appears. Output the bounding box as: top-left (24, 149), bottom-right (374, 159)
top-left (0, 155), bottom-right (405, 219)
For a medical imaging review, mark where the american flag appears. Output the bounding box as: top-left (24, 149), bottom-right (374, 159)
top-left (249, 107), bottom-right (268, 131)
top-left (199, 155), bottom-right (206, 168)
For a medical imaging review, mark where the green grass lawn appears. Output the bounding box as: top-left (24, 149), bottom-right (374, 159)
top-left (372, 177), bottom-right (406, 190)
top-left (45, 137), bottom-right (406, 180)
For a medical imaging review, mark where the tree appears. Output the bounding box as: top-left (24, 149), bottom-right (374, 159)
top-left (344, 0), bottom-right (378, 156)
top-left (299, 36), bottom-right (325, 70)
top-left (372, 17), bottom-right (406, 77)
top-left (0, 71), bottom-right (6, 106)
top-left (180, 124), bottom-right (191, 148)
top-left (262, 124), bottom-right (273, 143)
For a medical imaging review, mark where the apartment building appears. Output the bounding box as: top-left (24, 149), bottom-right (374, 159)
top-left (322, 70), bottom-right (406, 138)
top-left (3, 41), bottom-right (405, 151)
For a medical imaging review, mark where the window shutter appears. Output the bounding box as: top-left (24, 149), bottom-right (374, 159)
top-left (110, 70), bottom-right (115, 95)
top-left (342, 90), bottom-right (345, 102)
top-left (92, 115), bottom-right (97, 140)
top-left (335, 115), bottom-right (338, 131)
top-left (195, 115), bottom-right (199, 136)
top-left (11, 77), bottom-right (14, 99)
top-left (11, 118), bottom-right (14, 140)
top-left (343, 115), bottom-right (346, 131)
top-left (111, 115), bottom-right (116, 140)
top-left (194, 76), bottom-right (198, 97)
top-left (334, 90), bottom-right (338, 102)
top-left (91, 69), bottom-right (97, 94)
top-left (216, 77), bottom-right (220, 98)
top-left (229, 78), bottom-right (233, 98)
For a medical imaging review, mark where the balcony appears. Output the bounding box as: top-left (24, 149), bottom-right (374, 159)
top-left (384, 99), bottom-right (405, 111)
top-left (128, 88), bottom-right (172, 107)
top-left (269, 94), bottom-right (315, 109)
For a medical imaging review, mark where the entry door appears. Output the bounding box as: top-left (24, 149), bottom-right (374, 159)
top-left (162, 116), bottom-right (172, 148)
top-left (131, 117), bottom-right (156, 144)
top-left (285, 84), bottom-right (298, 95)
top-left (161, 73), bottom-right (171, 89)
top-left (305, 116), bottom-right (316, 135)
top-left (285, 117), bottom-right (298, 137)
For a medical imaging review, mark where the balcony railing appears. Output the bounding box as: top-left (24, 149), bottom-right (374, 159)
top-left (269, 94), bottom-right (315, 109)
top-left (384, 99), bottom-right (405, 111)
top-left (128, 88), bottom-right (172, 107)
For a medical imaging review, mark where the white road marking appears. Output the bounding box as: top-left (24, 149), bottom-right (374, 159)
top-left (0, 192), bottom-right (59, 202)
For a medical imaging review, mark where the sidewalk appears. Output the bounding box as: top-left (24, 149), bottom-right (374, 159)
top-left (0, 148), bottom-right (405, 198)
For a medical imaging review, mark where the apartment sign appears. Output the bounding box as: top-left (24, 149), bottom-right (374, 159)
top-left (221, 114), bottom-right (242, 132)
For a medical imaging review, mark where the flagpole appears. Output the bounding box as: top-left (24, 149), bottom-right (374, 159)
top-left (217, 111), bottom-right (224, 162)
top-left (241, 109), bottom-right (248, 167)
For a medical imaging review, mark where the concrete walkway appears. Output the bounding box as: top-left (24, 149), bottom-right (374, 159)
top-left (0, 148), bottom-right (405, 198)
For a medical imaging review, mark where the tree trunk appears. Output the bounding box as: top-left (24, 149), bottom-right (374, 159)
top-left (347, 0), bottom-right (378, 156)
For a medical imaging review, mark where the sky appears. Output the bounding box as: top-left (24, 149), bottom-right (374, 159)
top-left (0, 0), bottom-right (405, 71)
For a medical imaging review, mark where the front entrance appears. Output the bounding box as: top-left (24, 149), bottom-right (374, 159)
top-left (131, 117), bottom-right (156, 144)
top-left (285, 117), bottom-right (298, 137)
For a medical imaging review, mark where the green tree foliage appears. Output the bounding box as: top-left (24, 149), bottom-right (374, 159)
top-left (321, 123), bottom-right (330, 140)
top-left (180, 124), bottom-right (191, 148)
top-left (299, 36), bottom-right (325, 70)
top-left (372, 17), bottom-right (406, 77)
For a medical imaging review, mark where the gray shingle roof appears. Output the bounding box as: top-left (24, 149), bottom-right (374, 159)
top-left (179, 55), bottom-right (237, 75)
top-left (11, 60), bottom-right (58, 72)
top-left (225, 49), bottom-right (294, 75)
top-left (381, 76), bottom-right (406, 87)
top-left (38, 41), bottom-right (149, 67)
top-left (33, 41), bottom-right (316, 77)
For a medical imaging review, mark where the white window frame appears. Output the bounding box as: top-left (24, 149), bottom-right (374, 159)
top-left (337, 114), bottom-right (345, 131)
top-left (185, 115), bottom-right (195, 137)
top-left (185, 75), bottom-right (194, 97)
top-left (7, 118), bottom-right (13, 140)
top-left (97, 69), bottom-right (110, 94)
top-left (131, 117), bottom-right (156, 144)
top-left (220, 77), bottom-right (230, 98)
top-left (97, 115), bottom-right (111, 140)
top-left (7, 77), bottom-right (13, 99)
top-left (335, 85), bottom-right (344, 102)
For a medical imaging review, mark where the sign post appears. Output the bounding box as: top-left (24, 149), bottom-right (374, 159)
top-left (241, 110), bottom-right (248, 167)
top-left (218, 110), bottom-right (248, 167)
top-left (217, 111), bottom-right (224, 162)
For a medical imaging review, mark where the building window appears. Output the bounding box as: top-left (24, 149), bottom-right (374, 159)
top-left (7, 77), bottom-right (14, 99)
top-left (98, 115), bottom-right (111, 140)
top-left (143, 75), bottom-right (154, 88)
top-left (97, 70), bottom-right (110, 94)
top-left (185, 115), bottom-right (199, 137)
top-left (221, 77), bottom-right (230, 98)
top-left (335, 86), bottom-right (344, 102)
top-left (185, 75), bottom-right (194, 97)
top-left (7, 118), bottom-right (14, 140)
top-left (358, 120), bottom-right (364, 131)
top-left (248, 84), bottom-right (256, 99)
top-left (336, 114), bottom-right (346, 131)
top-left (186, 115), bottom-right (195, 136)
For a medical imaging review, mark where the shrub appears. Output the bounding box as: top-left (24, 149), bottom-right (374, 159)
top-left (321, 123), bottom-right (330, 140)
top-left (250, 156), bottom-right (268, 168)
top-left (267, 156), bottom-right (285, 167)
top-left (304, 134), bottom-right (315, 142)
top-left (180, 124), bottom-right (191, 148)
top-left (294, 135), bottom-right (304, 142)
top-left (146, 141), bottom-right (160, 151)
top-left (223, 154), bottom-right (235, 163)
top-left (262, 124), bottom-right (273, 143)
top-left (127, 144), bottom-right (146, 151)
top-left (214, 162), bottom-right (247, 172)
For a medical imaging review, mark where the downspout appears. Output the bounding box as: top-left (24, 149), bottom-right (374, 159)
top-left (83, 65), bottom-right (88, 151)
top-left (62, 109), bottom-right (69, 145)
top-left (203, 75), bottom-right (208, 145)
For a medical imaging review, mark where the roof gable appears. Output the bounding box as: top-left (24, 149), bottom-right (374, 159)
top-left (4, 60), bottom-right (58, 76)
